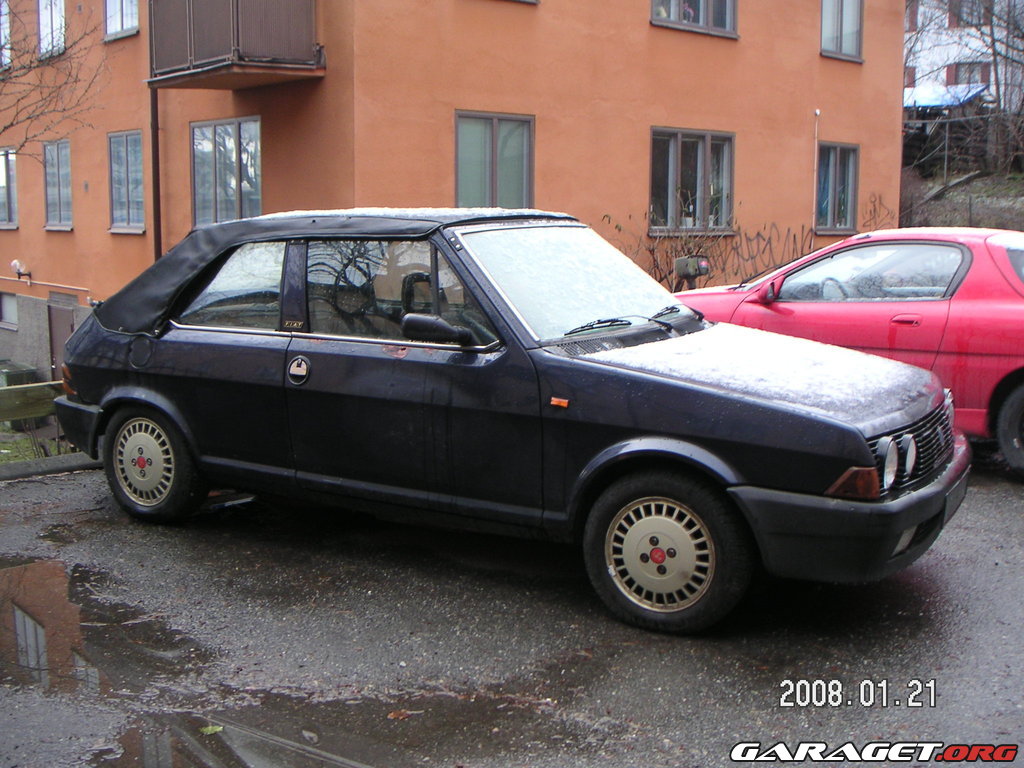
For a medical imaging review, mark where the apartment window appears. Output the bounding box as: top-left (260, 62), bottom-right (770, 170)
top-left (947, 61), bottom-right (991, 85)
top-left (906, 0), bottom-right (918, 31)
top-left (949, 0), bottom-right (991, 27)
top-left (38, 0), bottom-right (65, 57)
top-left (821, 0), bottom-right (862, 58)
top-left (109, 131), bottom-right (143, 230)
top-left (1, 0), bottom-right (11, 67)
top-left (816, 144), bottom-right (858, 232)
top-left (105, 0), bottom-right (138, 36)
top-left (905, 66), bottom-right (917, 88)
top-left (0, 292), bottom-right (17, 328)
top-left (0, 148), bottom-right (15, 226)
top-left (43, 139), bottom-right (72, 227)
top-left (456, 113), bottom-right (532, 208)
top-left (14, 605), bottom-right (49, 687)
top-left (651, 0), bottom-right (736, 33)
top-left (192, 117), bottom-right (261, 226)
top-left (650, 129), bottom-right (733, 231)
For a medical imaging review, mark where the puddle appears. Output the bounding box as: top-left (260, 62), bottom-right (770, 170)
top-left (0, 556), bottom-right (627, 768)
top-left (96, 687), bottom-right (625, 768)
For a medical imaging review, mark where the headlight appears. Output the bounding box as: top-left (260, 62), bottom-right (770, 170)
top-left (878, 436), bottom-right (898, 491)
top-left (944, 388), bottom-right (955, 425)
top-left (899, 434), bottom-right (917, 479)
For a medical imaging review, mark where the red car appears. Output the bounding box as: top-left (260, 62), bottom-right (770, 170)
top-left (678, 227), bottom-right (1024, 471)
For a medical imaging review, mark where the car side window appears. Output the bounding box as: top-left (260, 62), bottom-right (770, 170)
top-left (778, 243), bottom-right (964, 302)
top-left (306, 239), bottom-right (498, 345)
top-left (176, 241), bottom-right (286, 329)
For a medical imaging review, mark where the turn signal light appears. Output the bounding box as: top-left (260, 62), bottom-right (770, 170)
top-left (826, 466), bottom-right (881, 500)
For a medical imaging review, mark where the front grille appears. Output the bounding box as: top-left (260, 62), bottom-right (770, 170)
top-left (869, 404), bottom-right (955, 495)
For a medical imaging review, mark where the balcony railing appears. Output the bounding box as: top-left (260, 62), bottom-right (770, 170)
top-left (149, 0), bottom-right (324, 89)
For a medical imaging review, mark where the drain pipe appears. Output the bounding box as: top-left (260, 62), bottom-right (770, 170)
top-left (149, 87), bottom-right (163, 261)
top-left (811, 108), bottom-right (821, 249)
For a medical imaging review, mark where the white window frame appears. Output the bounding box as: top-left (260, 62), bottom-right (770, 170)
top-left (1, 0), bottom-right (11, 67)
top-left (455, 111), bottom-right (534, 208)
top-left (38, 0), bottom-right (65, 58)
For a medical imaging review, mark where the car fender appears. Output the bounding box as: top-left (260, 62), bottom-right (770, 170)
top-left (96, 387), bottom-right (200, 456)
top-left (564, 436), bottom-right (744, 535)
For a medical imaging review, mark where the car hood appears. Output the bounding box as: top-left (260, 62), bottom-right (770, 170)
top-left (584, 323), bottom-right (940, 436)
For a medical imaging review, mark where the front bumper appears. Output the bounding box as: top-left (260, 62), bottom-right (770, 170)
top-left (728, 433), bottom-right (971, 583)
top-left (54, 395), bottom-right (103, 459)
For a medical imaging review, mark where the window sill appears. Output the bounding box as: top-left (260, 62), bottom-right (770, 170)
top-left (0, 223), bottom-right (17, 230)
top-left (650, 19), bottom-right (738, 39)
top-left (109, 225), bottom-right (146, 235)
top-left (45, 224), bottom-right (73, 232)
top-left (815, 227), bottom-right (857, 236)
top-left (820, 50), bottom-right (863, 64)
top-left (0, 321), bottom-right (16, 331)
top-left (104, 27), bottom-right (140, 43)
top-left (648, 227), bottom-right (737, 238)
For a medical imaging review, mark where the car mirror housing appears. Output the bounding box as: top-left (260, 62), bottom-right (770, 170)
top-left (751, 280), bottom-right (779, 305)
top-left (401, 313), bottom-right (474, 346)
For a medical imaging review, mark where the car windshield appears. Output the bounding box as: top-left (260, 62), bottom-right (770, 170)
top-left (459, 223), bottom-right (698, 341)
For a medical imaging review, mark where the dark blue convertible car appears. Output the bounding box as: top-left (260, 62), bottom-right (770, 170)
top-left (56, 209), bottom-right (970, 633)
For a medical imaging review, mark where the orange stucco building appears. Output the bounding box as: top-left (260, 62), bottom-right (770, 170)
top-left (0, 0), bottom-right (903, 377)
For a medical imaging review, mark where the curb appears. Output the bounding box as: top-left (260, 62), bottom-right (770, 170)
top-left (0, 453), bottom-right (103, 482)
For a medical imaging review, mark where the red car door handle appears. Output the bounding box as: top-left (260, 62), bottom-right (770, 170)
top-left (891, 314), bottom-right (922, 327)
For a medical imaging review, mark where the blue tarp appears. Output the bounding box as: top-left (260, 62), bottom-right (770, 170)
top-left (903, 83), bottom-right (989, 108)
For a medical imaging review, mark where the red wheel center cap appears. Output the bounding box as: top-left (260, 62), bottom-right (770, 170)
top-left (134, 456), bottom-right (146, 469)
top-left (650, 548), bottom-right (667, 565)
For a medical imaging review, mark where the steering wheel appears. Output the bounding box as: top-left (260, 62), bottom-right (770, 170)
top-left (821, 277), bottom-right (850, 300)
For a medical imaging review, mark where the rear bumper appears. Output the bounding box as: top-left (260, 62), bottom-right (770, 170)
top-left (54, 396), bottom-right (103, 459)
top-left (728, 433), bottom-right (971, 583)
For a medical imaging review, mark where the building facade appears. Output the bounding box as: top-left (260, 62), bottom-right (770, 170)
top-left (0, 0), bottom-right (904, 378)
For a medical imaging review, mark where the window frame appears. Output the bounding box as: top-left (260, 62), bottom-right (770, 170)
top-left (455, 111), bottom-right (534, 209)
top-left (821, 0), bottom-right (863, 61)
top-left (648, 127), bottom-right (735, 234)
top-left (104, 0), bottom-right (138, 39)
top-left (108, 130), bottom-right (144, 233)
top-left (38, 0), bottom-right (65, 58)
top-left (43, 138), bottom-right (72, 228)
top-left (0, 147), bottom-right (16, 227)
top-left (948, 0), bottom-right (992, 27)
top-left (0, 291), bottom-right (18, 329)
top-left (650, 0), bottom-right (738, 37)
top-left (816, 142), bottom-right (859, 235)
top-left (947, 61), bottom-right (991, 85)
top-left (190, 116), bottom-right (262, 227)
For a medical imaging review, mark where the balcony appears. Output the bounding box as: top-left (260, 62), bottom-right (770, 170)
top-left (148, 0), bottom-right (325, 90)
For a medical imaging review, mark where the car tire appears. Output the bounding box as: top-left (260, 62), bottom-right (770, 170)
top-left (103, 407), bottom-right (207, 523)
top-left (996, 385), bottom-right (1024, 475)
top-left (583, 471), bottom-right (754, 634)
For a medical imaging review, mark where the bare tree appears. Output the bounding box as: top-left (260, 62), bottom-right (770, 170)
top-left (0, 0), bottom-right (104, 155)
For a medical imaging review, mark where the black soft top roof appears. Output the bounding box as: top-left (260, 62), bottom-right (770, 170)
top-left (94, 208), bottom-right (576, 336)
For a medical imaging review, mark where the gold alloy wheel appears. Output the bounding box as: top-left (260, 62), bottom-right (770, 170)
top-left (114, 417), bottom-right (176, 507)
top-left (604, 496), bottom-right (715, 612)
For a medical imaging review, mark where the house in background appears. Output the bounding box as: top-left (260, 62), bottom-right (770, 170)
top-left (903, 0), bottom-right (1024, 175)
top-left (0, 0), bottom-right (904, 379)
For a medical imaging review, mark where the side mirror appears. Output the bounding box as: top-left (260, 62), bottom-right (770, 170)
top-left (401, 313), bottom-right (474, 346)
top-left (751, 280), bottom-right (780, 305)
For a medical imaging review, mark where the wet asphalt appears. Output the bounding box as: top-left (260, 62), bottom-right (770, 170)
top-left (0, 453), bottom-right (1021, 768)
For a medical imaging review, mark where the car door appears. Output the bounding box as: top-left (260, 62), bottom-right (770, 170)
top-left (285, 237), bottom-right (544, 526)
top-left (155, 240), bottom-right (293, 487)
top-left (730, 241), bottom-right (966, 371)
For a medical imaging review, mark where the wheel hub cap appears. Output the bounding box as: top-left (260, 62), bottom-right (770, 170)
top-left (115, 419), bottom-right (174, 506)
top-left (605, 497), bottom-right (714, 612)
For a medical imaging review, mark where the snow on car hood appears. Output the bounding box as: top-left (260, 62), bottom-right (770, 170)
top-left (585, 323), bottom-right (938, 432)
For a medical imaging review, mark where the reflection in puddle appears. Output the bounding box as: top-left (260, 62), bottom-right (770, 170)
top-left (0, 557), bottom-right (619, 768)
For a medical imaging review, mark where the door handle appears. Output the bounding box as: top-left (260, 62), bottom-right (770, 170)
top-left (890, 314), bottom-right (922, 327)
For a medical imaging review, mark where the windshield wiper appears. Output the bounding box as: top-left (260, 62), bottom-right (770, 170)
top-left (563, 317), bottom-right (634, 337)
top-left (655, 303), bottom-right (704, 325)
